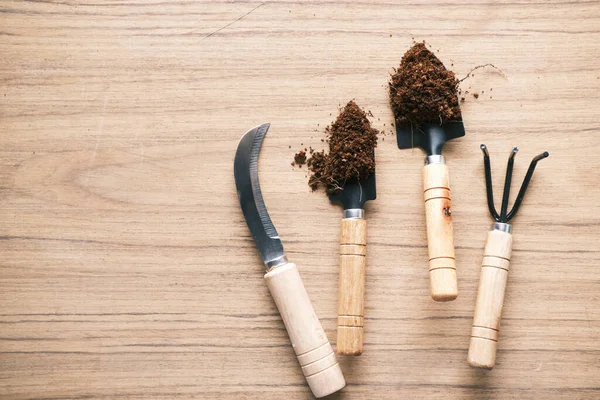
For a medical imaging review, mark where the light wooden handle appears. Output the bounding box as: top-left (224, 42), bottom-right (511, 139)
top-left (423, 162), bottom-right (458, 301)
top-left (336, 217), bottom-right (367, 355)
top-left (468, 229), bottom-right (513, 370)
top-left (264, 263), bottom-right (346, 398)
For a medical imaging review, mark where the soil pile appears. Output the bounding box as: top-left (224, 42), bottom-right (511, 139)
top-left (303, 101), bottom-right (378, 193)
top-left (389, 42), bottom-right (461, 125)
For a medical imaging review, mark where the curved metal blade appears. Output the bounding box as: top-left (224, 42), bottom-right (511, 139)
top-left (234, 123), bottom-right (284, 265)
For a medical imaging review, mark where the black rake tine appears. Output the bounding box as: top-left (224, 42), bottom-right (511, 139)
top-left (500, 147), bottom-right (518, 221)
top-left (480, 144), bottom-right (500, 221)
top-left (505, 151), bottom-right (550, 222)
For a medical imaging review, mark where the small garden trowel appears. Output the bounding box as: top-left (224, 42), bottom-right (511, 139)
top-left (329, 167), bottom-right (376, 355)
top-left (396, 121), bottom-right (465, 301)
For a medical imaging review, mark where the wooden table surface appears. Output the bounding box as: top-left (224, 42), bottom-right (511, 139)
top-left (1, 1), bottom-right (599, 399)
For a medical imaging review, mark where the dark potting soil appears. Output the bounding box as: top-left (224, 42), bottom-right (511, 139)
top-left (292, 150), bottom-right (307, 167)
top-left (389, 42), bottom-right (462, 125)
top-left (303, 101), bottom-right (378, 193)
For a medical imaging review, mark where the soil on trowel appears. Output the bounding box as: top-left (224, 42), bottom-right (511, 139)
top-left (294, 101), bottom-right (378, 194)
top-left (389, 42), bottom-right (462, 125)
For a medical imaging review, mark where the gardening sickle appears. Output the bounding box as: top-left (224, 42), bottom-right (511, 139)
top-left (234, 124), bottom-right (346, 397)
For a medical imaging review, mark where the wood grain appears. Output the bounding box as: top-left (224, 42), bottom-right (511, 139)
top-left (337, 218), bottom-right (367, 355)
top-left (468, 228), bottom-right (513, 369)
top-left (423, 161), bottom-right (458, 301)
top-left (1, 0), bottom-right (600, 399)
top-left (265, 262), bottom-right (345, 397)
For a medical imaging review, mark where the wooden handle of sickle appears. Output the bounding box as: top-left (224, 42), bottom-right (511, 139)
top-left (467, 229), bottom-right (513, 370)
top-left (336, 218), bottom-right (367, 355)
top-left (264, 263), bottom-right (346, 398)
top-left (423, 162), bottom-right (458, 301)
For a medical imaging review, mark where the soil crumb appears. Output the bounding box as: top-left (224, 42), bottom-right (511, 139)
top-left (301, 101), bottom-right (378, 193)
top-left (293, 150), bottom-right (307, 167)
top-left (389, 42), bottom-right (461, 125)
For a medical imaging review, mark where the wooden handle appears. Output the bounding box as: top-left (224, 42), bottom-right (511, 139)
top-left (264, 263), bottom-right (346, 398)
top-left (423, 162), bottom-right (458, 301)
top-left (468, 229), bottom-right (513, 370)
top-left (336, 218), bottom-right (367, 355)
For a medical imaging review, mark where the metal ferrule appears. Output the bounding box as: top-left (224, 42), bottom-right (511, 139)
top-left (492, 222), bottom-right (512, 234)
top-left (425, 155), bottom-right (446, 165)
top-left (343, 208), bottom-right (364, 219)
top-left (265, 255), bottom-right (288, 270)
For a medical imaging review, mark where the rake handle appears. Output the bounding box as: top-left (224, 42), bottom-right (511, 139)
top-left (423, 162), bottom-right (458, 301)
top-left (337, 217), bottom-right (367, 355)
top-left (265, 263), bottom-right (346, 397)
top-left (468, 229), bottom-right (513, 370)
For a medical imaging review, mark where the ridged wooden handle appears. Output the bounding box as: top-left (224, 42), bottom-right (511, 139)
top-left (468, 229), bottom-right (513, 370)
top-left (423, 163), bottom-right (458, 301)
top-left (337, 218), bottom-right (367, 355)
top-left (264, 263), bottom-right (346, 398)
